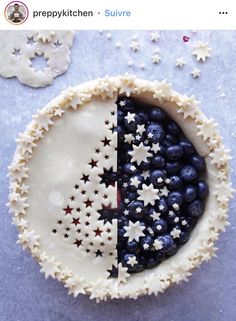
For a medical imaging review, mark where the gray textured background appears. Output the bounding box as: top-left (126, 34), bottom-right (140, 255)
top-left (0, 31), bottom-right (236, 321)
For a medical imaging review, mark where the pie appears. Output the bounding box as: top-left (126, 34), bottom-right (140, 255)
top-left (8, 75), bottom-right (233, 301)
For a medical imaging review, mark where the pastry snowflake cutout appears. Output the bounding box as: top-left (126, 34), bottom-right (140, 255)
top-left (192, 41), bottom-right (212, 62)
top-left (0, 30), bottom-right (74, 87)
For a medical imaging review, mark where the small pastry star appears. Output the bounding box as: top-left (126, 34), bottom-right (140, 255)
top-left (143, 243), bottom-right (150, 250)
top-left (159, 204), bottom-right (165, 211)
top-left (171, 228), bottom-right (181, 239)
top-left (192, 41), bottom-right (211, 62)
top-left (173, 203), bottom-right (180, 210)
top-left (150, 32), bottom-right (160, 42)
top-left (165, 178), bottom-right (170, 184)
top-left (124, 221), bottom-right (145, 242)
top-left (191, 68), bottom-right (201, 78)
top-left (129, 142), bottom-right (152, 165)
top-left (151, 143), bottom-right (161, 153)
top-left (152, 54), bottom-right (161, 64)
top-left (136, 124), bottom-right (146, 135)
top-left (138, 183), bottom-right (160, 206)
top-left (160, 186), bottom-right (169, 197)
top-left (130, 41), bottom-right (140, 52)
top-left (181, 220), bottom-right (187, 226)
top-left (130, 177), bottom-right (140, 188)
top-left (153, 239), bottom-right (163, 250)
top-left (130, 165), bottom-right (136, 171)
top-left (125, 112), bottom-right (136, 123)
top-left (124, 198), bottom-right (130, 204)
top-left (142, 171), bottom-right (150, 179)
top-left (106, 33), bottom-right (112, 40)
top-left (119, 101), bottom-right (126, 107)
top-left (136, 134), bottom-right (141, 140)
top-left (123, 182), bottom-right (128, 187)
top-left (124, 210), bottom-right (129, 216)
top-left (157, 177), bottom-right (163, 183)
top-left (174, 216), bottom-right (180, 223)
top-left (150, 211), bottom-right (161, 221)
top-left (127, 256), bottom-right (138, 267)
top-left (136, 207), bottom-right (142, 213)
top-left (124, 134), bottom-right (134, 144)
top-left (176, 57), bottom-right (186, 68)
top-left (148, 133), bottom-right (154, 138)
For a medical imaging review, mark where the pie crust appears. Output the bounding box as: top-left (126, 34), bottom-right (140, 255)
top-left (7, 75), bottom-right (233, 301)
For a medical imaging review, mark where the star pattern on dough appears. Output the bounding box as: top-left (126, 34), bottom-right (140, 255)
top-left (40, 256), bottom-right (60, 279)
top-left (124, 221), bottom-right (145, 242)
top-left (197, 119), bottom-right (218, 141)
top-left (192, 41), bottom-right (212, 62)
top-left (129, 142), bottom-right (152, 165)
top-left (138, 183), bottom-right (160, 206)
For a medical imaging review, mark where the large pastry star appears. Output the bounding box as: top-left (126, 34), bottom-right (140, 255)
top-left (138, 183), bottom-right (160, 206)
top-left (129, 142), bottom-right (152, 165)
top-left (124, 221), bottom-right (145, 242)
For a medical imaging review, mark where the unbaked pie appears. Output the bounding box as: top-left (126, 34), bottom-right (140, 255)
top-left (8, 75), bottom-right (233, 301)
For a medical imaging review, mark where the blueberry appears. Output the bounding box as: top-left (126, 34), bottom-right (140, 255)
top-left (163, 133), bottom-right (178, 146)
top-left (128, 201), bottom-right (145, 219)
top-left (118, 227), bottom-right (128, 242)
top-left (116, 126), bottom-right (125, 144)
top-left (168, 191), bottom-right (183, 207)
top-left (157, 234), bottom-right (174, 253)
top-left (167, 212), bottom-right (180, 225)
top-left (140, 236), bottom-right (153, 251)
top-left (126, 240), bottom-right (140, 254)
top-left (152, 219), bottom-right (168, 234)
top-left (182, 217), bottom-right (196, 232)
top-left (167, 121), bottom-right (181, 136)
top-left (190, 155), bottom-right (206, 172)
top-left (168, 175), bottom-right (182, 190)
top-left (135, 263), bottom-right (145, 273)
top-left (149, 170), bottom-right (166, 188)
top-left (139, 159), bottom-right (151, 171)
top-left (146, 123), bottom-right (165, 143)
top-left (149, 108), bottom-right (167, 122)
top-left (123, 163), bottom-right (138, 175)
top-left (166, 145), bottom-right (183, 161)
top-left (151, 155), bottom-right (166, 169)
top-left (144, 209), bottom-right (156, 224)
top-left (117, 110), bottom-right (125, 123)
top-left (127, 192), bottom-right (138, 202)
top-left (166, 243), bottom-right (178, 257)
top-left (196, 180), bottom-right (209, 199)
top-left (179, 139), bottom-right (195, 156)
top-left (187, 200), bottom-right (204, 218)
top-left (183, 185), bottom-right (196, 202)
top-left (138, 111), bottom-right (149, 124)
top-left (165, 162), bottom-right (181, 174)
top-left (146, 255), bottom-right (160, 269)
top-left (180, 165), bottom-right (197, 182)
top-left (177, 231), bottom-right (190, 244)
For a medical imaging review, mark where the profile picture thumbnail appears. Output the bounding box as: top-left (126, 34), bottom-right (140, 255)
top-left (5, 1), bottom-right (29, 25)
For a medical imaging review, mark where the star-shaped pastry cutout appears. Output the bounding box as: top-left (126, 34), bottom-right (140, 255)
top-left (118, 263), bottom-right (130, 284)
top-left (151, 142), bottom-right (161, 153)
top-left (130, 41), bottom-right (140, 52)
top-left (150, 32), bottom-right (160, 42)
top-left (124, 134), bottom-right (134, 144)
top-left (192, 41), bottom-right (212, 62)
top-left (124, 221), bottom-right (145, 242)
top-left (150, 211), bottom-right (161, 221)
top-left (138, 183), bottom-right (160, 206)
top-left (191, 68), bottom-right (201, 78)
top-left (136, 124), bottom-right (146, 135)
top-left (127, 256), bottom-right (138, 267)
top-left (125, 112), bottom-right (136, 123)
top-left (130, 176), bottom-right (141, 188)
top-left (176, 57), bottom-right (186, 68)
top-left (197, 118), bottom-right (218, 141)
top-left (171, 228), bottom-right (181, 239)
top-left (160, 186), bottom-right (169, 197)
top-left (129, 142), bottom-right (152, 165)
top-left (40, 256), bottom-right (60, 279)
top-left (143, 243), bottom-right (150, 250)
top-left (153, 239), bottom-right (163, 250)
top-left (152, 54), bottom-right (161, 64)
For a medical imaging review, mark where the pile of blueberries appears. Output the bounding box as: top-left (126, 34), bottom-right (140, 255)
top-left (116, 97), bottom-right (209, 274)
